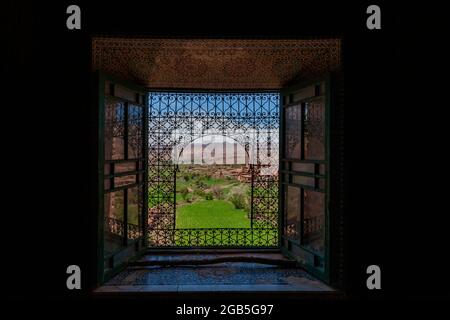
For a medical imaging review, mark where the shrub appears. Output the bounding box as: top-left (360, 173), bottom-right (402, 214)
top-left (185, 193), bottom-right (194, 203)
top-left (195, 179), bottom-right (208, 189)
top-left (195, 189), bottom-right (206, 197)
top-left (180, 187), bottom-right (189, 200)
top-left (205, 192), bottom-right (214, 200)
top-left (229, 192), bottom-right (247, 210)
top-left (211, 185), bottom-right (224, 199)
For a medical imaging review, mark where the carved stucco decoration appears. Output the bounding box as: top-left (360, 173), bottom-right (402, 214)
top-left (92, 38), bottom-right (341, 89)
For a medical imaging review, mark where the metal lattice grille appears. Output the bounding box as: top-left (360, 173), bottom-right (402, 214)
top-left (147, 92), bottom-right (279, 247)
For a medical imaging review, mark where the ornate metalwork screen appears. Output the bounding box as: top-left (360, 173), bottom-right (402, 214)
top-left (147, 92), bottom-right (280, 247)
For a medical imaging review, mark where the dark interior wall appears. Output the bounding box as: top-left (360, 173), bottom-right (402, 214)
top-left (6, 0), bottom-right (442, 304)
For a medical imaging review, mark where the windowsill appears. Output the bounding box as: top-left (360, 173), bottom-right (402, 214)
top-left (94, 252), bottom-right (339, 295)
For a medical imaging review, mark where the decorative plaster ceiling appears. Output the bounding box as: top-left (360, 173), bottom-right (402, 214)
top-left (92, 38), bottom-right (341, 89)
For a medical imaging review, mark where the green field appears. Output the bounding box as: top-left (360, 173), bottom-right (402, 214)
top-left (145, 164), bottom-right (278, 246)
top-left (176, 200), bottom-right (250, 229)
top-left (173, 164), bottom-right (252, 229)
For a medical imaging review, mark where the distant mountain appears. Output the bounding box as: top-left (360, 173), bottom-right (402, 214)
top-left (177, 142), bottom-right (246, 164)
